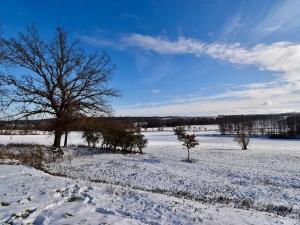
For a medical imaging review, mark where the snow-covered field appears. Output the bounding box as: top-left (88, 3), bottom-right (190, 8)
top-left (46, 132), bottom-right (300, 216)
top-left (0, 132), bottom-right (84, 146)
top-left (1, 128), bottom-right (300, 224)
top-left (1, 165), bottom-right (298, 225)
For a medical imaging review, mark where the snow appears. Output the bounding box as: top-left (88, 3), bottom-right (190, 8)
top-left (44, 132), bottom-right (300, 217)
top-left (1, 128), bottom-right (300, 224)
top-left (0, 132), bottom-right (84, 146)
top-left (0, 164), bottom-right (298, 225)
top-left (0, 125), bottom-right (219, 146)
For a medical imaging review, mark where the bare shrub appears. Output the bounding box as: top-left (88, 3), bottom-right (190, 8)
top-left (0, 144), bottom-right (58, 169)
top-left (0, 147), bottom-right (15, 160)
top-left (234, 131), bottom-right (250, 150)
top-left (82, 130), bottom-right (101, 147)
top-left (134, 133), bottom-right (148, 153)
top-left (18, 147), bottom-right (43, 169)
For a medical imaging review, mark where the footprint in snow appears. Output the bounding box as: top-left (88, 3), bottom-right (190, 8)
top-left (95, 207), bottom-right (115, 215)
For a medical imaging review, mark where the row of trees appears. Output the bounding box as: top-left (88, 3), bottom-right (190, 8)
top-left (118, 114), bottom-right (300, 134)
top-left (82, 121), bottom-right (147, 153)
top-left (137, 116), bottom-right (216, 128)
top-left (219, 115), bottom-right (300, 138)
top-left (0, 25), bottom-right (119, 151)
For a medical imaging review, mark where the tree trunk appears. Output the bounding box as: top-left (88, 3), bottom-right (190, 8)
top-left (187, 148), bottom-right (190, 161)
top-left (53, 129), bottom-right (63, 148)
top-left (63, 131), bottom-right (68, 148)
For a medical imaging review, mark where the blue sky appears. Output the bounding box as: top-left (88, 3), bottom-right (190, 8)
top-left (1, 0), bottom-right (300, 116)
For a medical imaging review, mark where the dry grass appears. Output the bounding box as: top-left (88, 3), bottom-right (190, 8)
top-left (0, 144), bottom-right (59, 169)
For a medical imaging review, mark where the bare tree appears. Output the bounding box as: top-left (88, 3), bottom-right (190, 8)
top-left (181, 133), bottom-right (199, 161)
top-left (174, 127), bottom-right (199, 162)
top-left (234, 121), bottom-right (250, 150)
top-left (234, 131), bottom-right (249, 150)
top-left (0, 25), bottom-right (118, 150)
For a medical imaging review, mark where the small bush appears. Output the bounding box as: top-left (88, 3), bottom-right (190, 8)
top-left (234, 131), bottom-right (250, 150)
top-left (82, 130), bottom-right (101, 147)
top-left (134, 133), bottom-right (148, 153)
top-left (100, 122), bottom-right (147, 153)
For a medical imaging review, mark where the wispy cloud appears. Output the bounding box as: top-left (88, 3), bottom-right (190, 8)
top-left (220, 0), bottom-right (300, 41)
top-left (117, 93), bottom-right (300, 116)
top-left (120, 12), bottom-right (140, 21)
top-left (121, 81), bottom-right (299, 116)
top-left (151, 89), bottom-right (160, 94)
top-left (82, 33), bottom-right (300, 115)
top-left (221, 12), bottom-right (245, 41)
top-left (121, 34), bottom-right (300, 83)
top-left (80, 35), bottom-right (119, 48)
top-left (255, 0), bottom-right (300, 35)
top-left (264, 26), bottom-right (281, 32)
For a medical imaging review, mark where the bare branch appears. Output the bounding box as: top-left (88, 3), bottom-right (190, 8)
top-left (0, 25), bottom-right (119, 148)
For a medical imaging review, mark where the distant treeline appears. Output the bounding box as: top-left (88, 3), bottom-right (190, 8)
top-left (0, 116), bottom-right (217, 131)
top-left (1, 112), bottom-right (300, 138)
top-left (218, 113), bottom-right (300, 138)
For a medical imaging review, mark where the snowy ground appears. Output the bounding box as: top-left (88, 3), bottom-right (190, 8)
top-left (0, 125), bottom-right (218, 146)
top-left (1, 164), bottom-right (298, 225)
top-left (45, 132), bottom-right (300, 217)
top-left (1, 128), bottom-right (300, 224)
top-left (0, 131), bottom-right (84, 146)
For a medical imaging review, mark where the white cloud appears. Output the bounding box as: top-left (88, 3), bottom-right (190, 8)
top-left (114, 34), bottom-right (300, 115)
top-left (256, 0), bottom-right (300, 34)
top-left (122, 34), bottom-right (300, 83)
top-left (116, 80), bottom-right (300, 116)
top-left (264, 26), bottom-right (281, 32)
top-left (224, 0), bottom-right (300, 40)
top-left (151, 89), bottom-right (160, 94)
top-left (83, 32), bottom-right (300, 115)
top-left (221, 13), bottom-right (245, 41)
top-left (117, 93), bottom-right (300, 116)
top-left (213, 82), bottom-right (298, 100)
top-left (262, 101), bottom-right (274, 106)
